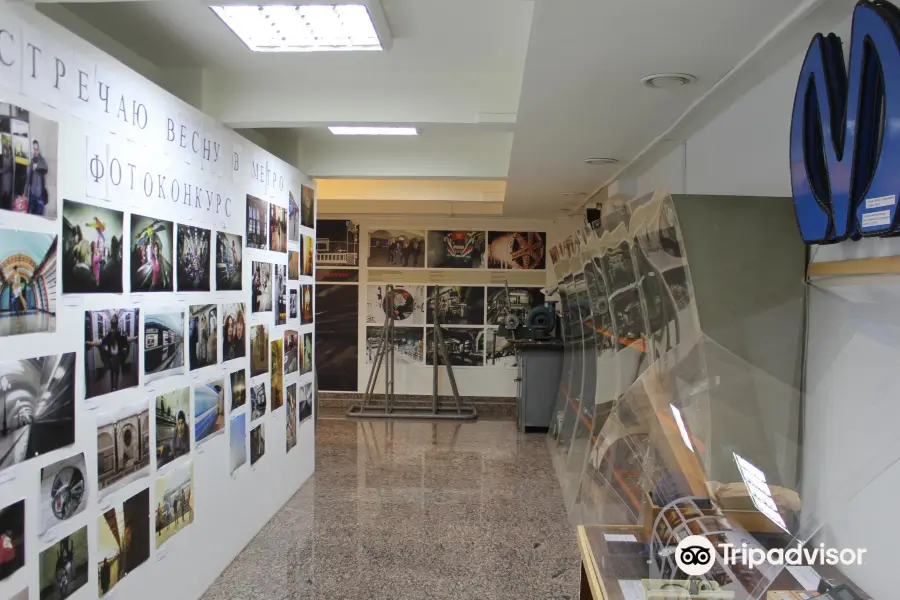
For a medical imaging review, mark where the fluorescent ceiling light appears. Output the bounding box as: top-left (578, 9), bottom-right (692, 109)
top-left (211, 4), bottom-right (385, 52)
top-left (328, 126), bottom-right (418, 136)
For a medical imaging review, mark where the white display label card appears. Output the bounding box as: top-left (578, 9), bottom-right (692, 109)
top-left (861, 210), bottom-right (891, 228)
top-left (618, 580), bottom-right (644, 600)
top-left (865, 194), bottom-right (896, 209)
top-left (604, 533), bottom-right (638, 542)
top-left (786, 565), bottom-right (821, 591)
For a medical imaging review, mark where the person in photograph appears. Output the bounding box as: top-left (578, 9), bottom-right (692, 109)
top-left (206, 310), bottom-right (217, 364)
top-left (24, 140), bottom-right (49, 216)
top-left (173, 410), bottom-right (189, 458)
top-left (197, 315), bottom-right (208, 364)
top-left (0, 143), bottom-right (12, 211)
top-left (85, 313), bottom-right (138, 393)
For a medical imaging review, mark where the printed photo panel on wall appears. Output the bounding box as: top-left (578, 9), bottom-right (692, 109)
top-left (0, 499), bottom-right (25, 580)
top-left (426, 231), bottom-right (486, 268)
top-left (188, 304), bottom-right (218, 371)
top-left (426, 327), bottom-right (485, 366)
top-left (288, 190), bottom-right (300, 243)
top-left (250, 423), bottom-right (266, 465)
top-left (487, 231), bottom-right (546, 270)
top-left (144, 311), bottom-right (185, 384)
top-left (0, 230), bottom-right (57, 337)
top-left (250, 325), bottom-right (269, 378)
top-left (131, 214), bottom-right (174, 292)
top-left (195, 379), bottom-right (225, 444)
top-left (289, 289), bottom-right (298, 319)
top-left (269, 203), bottom-right (288, 253)
top-left (299, 382), bottom-right (313, 424)
top-left (285, 330), bottom-right (299, 375)
top-left (246, 194), bottom-right (268, 250)
top-left (61, 199), bottom-right (124, 294)
top-left (301, 332), bottom-right (313, 376)
top-left (39, 452), bottom-right (88, 536)
top-left (97, 400), bottom-right (151, 500)
top-left (315, 284), bottom-right (358, 392)
top-left (485, 328), bottom-right (516, 367)
top-left (274, 264), bottom-right (287, 325)
top-left (230, 412), bottom-right (247, 475)
top-left (222, 303), bottom-right (247, 362)
top-left (286, 383), bottom-right (297, 452)
top-left (0, 101), bottom-right (59, 220)
top-left (301, 285), bottom-right (313, 324)
top-left (368, 229), bottom-right (425, 268)
top-left (155, 460), bottom-right (194, 547)
top-left (365, 326), bottom-right (424, 365)
top-left (39, 525), bottom-right (88, 599)
top-left (0, 352), bottom-right (75, 473)
top-left (84, 308), bottom-right (140, 400)
top-left (251, 261), bottom-right (273, 314)
top-left (215, 231), bottom-right (243, 291)
top-left (176, 224), bottom-right (212, 292)
top-left (367, 284), bottom-right (425, 326)
top-left (302, 235), bottom-right (314, 276)
top-left (97, 487), bottom-right (150, 597)
top-left (230, 369), bottom-right (247, 410)
top-left (155, 387), bottom-right (190, 470)
top-left (301, 184), bottom-right (315, 229)
top-left (316, 268), bottom-right (359, 283)
top-left (250, 382), bottom-right (267, 421)
top-left (426, 286), bottom-right (485, 325)
top-left (271, 339), bottom-right (284, 411)
top-left (289, 250), bottom-right (300, 280)
top-left (316, 219), bottom-right (359, 267)
top-left (485, 286), bottom-right (545, 326)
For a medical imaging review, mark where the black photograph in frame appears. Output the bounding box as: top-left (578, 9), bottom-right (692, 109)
top-left (130, 214), bottom-right (174, 292)
top-left (215, 231), bottom-right (243, 291)
top-left (61, 199), bottom-right (124, 294)
top-left (246, 194), bottom-right (268, 250)
top-left (176, 224), bottom-right (211, 292)
top-left (84, 309), bottom-right (140, 400)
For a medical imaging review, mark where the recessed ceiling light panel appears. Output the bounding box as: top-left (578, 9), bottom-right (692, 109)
top-left (211, 3), bottom-right (385, 52)
top-left (328, 126), bottom-right (418, 136)
top-left (641, 73), bottom-right (697, 89)
top-left (584, 157), bottom-right (618, 165)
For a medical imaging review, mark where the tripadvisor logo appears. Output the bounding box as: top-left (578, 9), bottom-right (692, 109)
top-left (675, 535), bottom-right (868, 575)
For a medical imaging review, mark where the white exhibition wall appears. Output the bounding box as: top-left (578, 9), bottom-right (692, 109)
top-left (0, 2), bottom-right (315, 600)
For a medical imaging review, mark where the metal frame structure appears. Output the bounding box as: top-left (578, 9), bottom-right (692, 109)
top-left (348, 286), bottom-right (478, 420)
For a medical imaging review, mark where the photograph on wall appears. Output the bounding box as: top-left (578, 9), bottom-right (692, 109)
top-left (97, 401), bottom-right (151, 500)
top-left (302, 332), bottom-right (313, 375)
top-left (246, 194), bottom-right (268, 250)
top-left (286, 383), bottom-right (297, 452)
top-left (301, 284), bottom-right (313, 324)
top-left (289, 289), bottom-right (298, 319)
top-left (315, 284), bottom-right (358, 391)
top-left (316, 268), bottom-right (359, 283)
top-left (487, 231), bottom-right (546, 270)
top-left (300, 184), bottom-right (315, 228)
top-left (426, 286), bottom-right (485, 325)
top-left (426, 327), bottom-right (484, 366)
top-left (284, 330), bottom-right (299, 374)
top-left (144, 311), bottom-right (185, 384)
top-left (367, 284), bottom-right (425, 326)
top-left (230, 369), bottom-right (246, 410)
top-left (251, 261), bottom-right (272, 313)
top-left (229, 412), bottom-right (246, 475)
top-left (0, 102), bottom-right (58, 219)
top-left (195, 379), bottom-right (225, 444)
top-left (269, 203), bottom-right (288, 253)
top-left (84, 309), bottom-right (139, 399)
top-left (97, 487), bottom-right (150, 597)
top-left (250, 324), bottom-right (269, 377)
top-left (250, 423), bottom-right (265, 465)
top-left (61, 200), bottom-right (123, 294)
top-left (302, 234), bottom-right (314, 276)
top-left (288, 250), bottom-right (299, 280)
top-left (0, 230), bottom-right (57, 337)
top-left (130, 214), bottom-right (174, 292)
top-left (221, 303), bottom-right (247, 362)
top-left (155, 387), bottom-right (190, 471)
top-left (486, 286), bottom-right (545, 326)
top-left (250, 383), bottom-right (267, 421)
top-left (270, 339), bottom-right (284, 411)
top-left (176, 224), bottom-right (211, 292)
top-left (215, 231), bottom-right (243, 291)
top-left (0, 352), bottom-right (75, 473)
top-left (426, 231), bottom-right (485, 269)
top-left (316, 219), bottom-right (359, 267)
top-left (188, 304), bottom-right (218, 371)
top-left (154, 460), bottom-right (193, 547)
top-left (39, 453), bottom-right (88, 537)
top-left (368, 229), bottom-right (424, 268)
top-left (0, 499), bottom-right (24, 580)
top-left (365, 327), bottom-right (424, 365)
top-left (274, 263), bottom-right (287, 325)
top-left (38, 526), bottom-right (88, 600)
top-left (288, 190), bottom-right (300, 243)
top-left (485, 329), bottom-right (515, 367)
top-left (299, 382), bottom-right (312, 424)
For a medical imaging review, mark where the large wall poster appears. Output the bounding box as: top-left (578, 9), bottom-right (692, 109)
top-left (315, 284), bottom-right (358, 392)
top-left (485, 286), bottom-right (545, 326)
top-left (487, 231), bottom-right (547, 270)
top-left (366, 284), bottom-right (425, 326)
top-left (61, 199), bottom-right (124, 294)
top-left (0, 230), bottom-right (57, 337)
top-left (0, 102), bottom-right (59, 219)
top-left (426, 231), bottom-right (486, 268)
top-left (368, 229), bottom-right (425, 268)
top-left (316, 219), bottom-right (359, 267)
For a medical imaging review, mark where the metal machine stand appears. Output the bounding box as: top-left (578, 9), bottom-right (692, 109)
top-left (347, 288), bottom-right (477, 421)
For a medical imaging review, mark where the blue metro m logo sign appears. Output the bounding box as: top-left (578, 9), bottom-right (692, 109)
top-left (791, 0), bottom-right (900, 243)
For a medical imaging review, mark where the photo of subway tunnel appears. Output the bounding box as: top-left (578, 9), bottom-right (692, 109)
top-left (144, 311), bottom-right (184, 384)
top-left (0, 230), bottom-right (57, 337)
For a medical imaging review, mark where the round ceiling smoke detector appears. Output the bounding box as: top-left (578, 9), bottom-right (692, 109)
top-left (584, 157), bottom-right (618, 166)
top-left (641, 73), bottom-right (697, 89)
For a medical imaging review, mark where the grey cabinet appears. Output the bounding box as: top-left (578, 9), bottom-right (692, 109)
top-left (515, 347), bottom-right (564, 433)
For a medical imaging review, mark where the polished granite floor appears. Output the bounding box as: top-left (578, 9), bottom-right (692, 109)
top-left (202, 417), bottom-right (580, 600)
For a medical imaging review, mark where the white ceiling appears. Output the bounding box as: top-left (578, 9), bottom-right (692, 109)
top-left (38, 0), bottom-right (856, 216)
